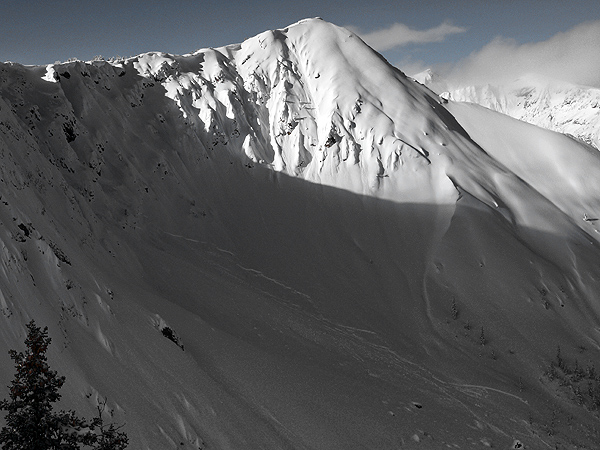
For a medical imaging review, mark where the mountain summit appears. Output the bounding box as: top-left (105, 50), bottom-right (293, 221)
top-left (0, 18), bottom-right (599, 448)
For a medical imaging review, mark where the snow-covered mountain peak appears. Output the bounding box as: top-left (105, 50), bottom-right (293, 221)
top-left (108, 19), bottom-right (474, 205)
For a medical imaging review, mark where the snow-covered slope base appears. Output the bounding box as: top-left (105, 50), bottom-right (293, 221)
top-left (0, 19), bottom-right (600, 448)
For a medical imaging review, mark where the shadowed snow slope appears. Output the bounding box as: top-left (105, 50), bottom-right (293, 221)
top-left (0, 18), bottom-right (600, 448)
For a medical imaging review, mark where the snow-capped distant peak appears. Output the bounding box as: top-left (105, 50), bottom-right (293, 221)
top-left (437, 74), bottom-right (600, 149)
top-left (410, 68), bottom-right (449, 95)
top-left (411, 68), bottom-right (435, 85)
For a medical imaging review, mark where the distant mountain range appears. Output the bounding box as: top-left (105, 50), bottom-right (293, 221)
top-left (413, 69), bottom-right (600, 149)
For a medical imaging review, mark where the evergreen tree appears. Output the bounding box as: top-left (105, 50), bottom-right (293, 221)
top-left (0, 320), bottom-right (128, 449)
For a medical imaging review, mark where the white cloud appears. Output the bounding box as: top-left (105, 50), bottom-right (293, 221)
top-left (353, 21), bottom-right (467, 52)
top-left (442, 20), bottom-right (600, 89)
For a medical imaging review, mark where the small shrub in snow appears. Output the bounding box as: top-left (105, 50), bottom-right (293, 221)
top-left (161, 326), bottom-right (184, 351)
top-left (450, 298), bottom-right (458, 320)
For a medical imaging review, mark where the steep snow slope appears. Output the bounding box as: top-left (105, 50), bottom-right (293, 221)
top-left (447, 101), bottom-right (600, 229)
top-left (0, 18), bottom-right (599, 448)
top-left (441, 75), bottom-right (600, 149)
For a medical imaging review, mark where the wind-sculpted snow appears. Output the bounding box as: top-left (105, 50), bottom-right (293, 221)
top-left (0, 18), bottom-right (599, 448)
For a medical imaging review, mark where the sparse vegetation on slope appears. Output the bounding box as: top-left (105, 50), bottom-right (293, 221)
top-left (0, 321), bottom-right (128, 450)
top-left (544, 344), bottom-right (600, 413)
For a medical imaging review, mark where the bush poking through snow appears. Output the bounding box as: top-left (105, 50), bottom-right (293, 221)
top-left (160, 326), bottom-right (184, 351)
top-left (479, 326), bottom-right (486, 346)
top-left (0, 320), bottom-right (129, 449)
top-left (451, 298), bottom-right (458, 320)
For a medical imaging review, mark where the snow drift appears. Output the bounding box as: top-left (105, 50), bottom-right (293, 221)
top-left (0, 18), bottom-right (599, 448)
